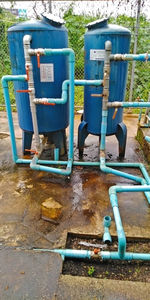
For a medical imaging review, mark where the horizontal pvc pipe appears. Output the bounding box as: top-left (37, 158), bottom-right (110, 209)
top-left (74, 79), bottom-right (103, 86)
top-left (110, 183), bottom-right (150, 205)
top-left (109, 185), bottom-right (150, 194)
top-left (16, 159), bottom-right (32, 164)
top-left (34, 248), bottom-right (92, 259)
top-left (107, 163), bottom-right (150, 204)
top-left (107, 101), bottom-right (150, 108)
top-left (30, 156), bottom-right (72, 176)
top-left (145, 136), bottom-right (150, 143)
top-left (110, 53), bottom-right (150, 62)
top-left (1, 75), bottom-right (27, 87)
top-left (107, 162), bottom-right (143, 168)
top-left (29, 48), bottom-right (75, 61)
top-left (15, 160), bottom-right (149, 168)
top-left (100, 158), bottom-right (144, 184)
top-left (101, 251), bottom-right (150, 260)
top-left (34, 79), bottom-right (103, 105)
top-left (34, 248), bottom-right (150, 261)
top-left (34, 80), bottom-right (68, 105)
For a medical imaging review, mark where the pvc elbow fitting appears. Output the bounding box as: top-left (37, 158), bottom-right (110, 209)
top-left (103, 216), bottom-right (112, 244)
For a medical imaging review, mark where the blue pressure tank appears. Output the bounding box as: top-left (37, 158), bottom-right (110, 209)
top-left (7, 14), bottom-right (68, 154)
top-left (78, 18), bottom-right (131, 157)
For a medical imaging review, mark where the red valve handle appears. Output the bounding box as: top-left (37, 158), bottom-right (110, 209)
top-left (37, 52), bottom-right (40, 68)
top-left (25, 149), bottom-right (38, 155)
top-left (16, 89), bottom-right (31, 93)
top-left (42, 102), bottom-right (55, 106)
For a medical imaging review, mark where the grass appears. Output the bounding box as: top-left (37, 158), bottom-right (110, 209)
top-left (74, 86), bottom-right (84, 108)
top-left (88, 266), bottom-right (95, 277)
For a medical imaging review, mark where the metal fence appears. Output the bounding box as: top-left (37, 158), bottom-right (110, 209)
top-left (0, 1), bottom-right (150, 106)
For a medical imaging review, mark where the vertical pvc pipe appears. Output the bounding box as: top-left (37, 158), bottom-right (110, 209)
top-left (103, 216), bottom-right (112, 243)
top-left (112, 206), bottom-right (126, 258)
top-left (2, 80), bottom-right (18, 162)
top-left (54, 148), bottom-right (59, 161)
top-left (23, 35), bottom-right (41, 152)
top-left (1, 75), bottom-right (27, 163)
top-left (68, 56), bottom-right (75, 162)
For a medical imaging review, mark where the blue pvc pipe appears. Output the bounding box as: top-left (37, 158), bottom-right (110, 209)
top-left (101, 158), bottom-right (144, 184)
top-left (34, 248), bottom-right (92, 259)
top-left (123, 102), bottom-right (150, 108)
top-left (74, 79), bottom-right (103, 86)
top-left (28, 48), bottom-right (75, 175)
top-left (101, 251), bottom-right (150, 260)
top-left (110, 53), bottom-right (150, 62)
top-left (145, 136), bottom-right (150, 143)
top-left (68, 58), bottom-right (75, 162)
top-left (109, 185), bottom-right (150, 194)
top-left (30, 156), bottom-right (72, 175)
top-left (1, 75), bottom-right (27, 163)
top-left (109, 184), bottom-right (150, 258)
top-left (112, 206), bottom-right (126, 258)
top-left (37, 79), bottom-right (103, 104)
top-left (103, 216), bottom-right (112, 244)
top-left (54, 148), bottom-right (59, 161)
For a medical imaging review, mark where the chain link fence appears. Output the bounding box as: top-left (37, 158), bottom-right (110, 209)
top-left (0, 1), bottom-right (150, 108)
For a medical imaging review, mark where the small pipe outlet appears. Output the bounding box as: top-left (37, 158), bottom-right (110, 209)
top-left (103, 216), bottom-right (112, 244)
top-left (103, 215), bottom-right (111, 227)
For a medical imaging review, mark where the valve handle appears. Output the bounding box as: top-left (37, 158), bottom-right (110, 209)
top-left (94, 248), bottom-right (100, 254)
top-left (16, 89), bottom-right (31, 93)
top-left (42, 102), bottom-right (56, 106)
top-left (112, 108), bottom-right (118, 120)
top-left (37, 52), bottom-right (40, 68)
top-left (25, 149), bottom-right (38, 155)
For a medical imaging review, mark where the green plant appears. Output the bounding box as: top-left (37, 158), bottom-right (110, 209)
top-left (88, 266), bottom-right (95, 277)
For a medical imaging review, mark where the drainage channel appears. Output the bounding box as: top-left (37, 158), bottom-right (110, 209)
top-left (62, 233), bottom-right (150, 282)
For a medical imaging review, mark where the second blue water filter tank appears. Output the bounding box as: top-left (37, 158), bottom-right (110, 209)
top-left (78, 18), bottom-right (131, 157)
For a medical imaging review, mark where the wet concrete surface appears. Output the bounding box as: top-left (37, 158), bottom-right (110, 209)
top-left (56, 275), bottom-right (150, 300)
top-left (0, 249), bottom-right (62, 300)
top-left (0, 111), bottom-right (150, 299)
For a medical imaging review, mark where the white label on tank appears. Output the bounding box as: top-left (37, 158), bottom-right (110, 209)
top-left (40, 63), bottom-right (54, 82)
top-left (90, 49), bottom-right (105, 61)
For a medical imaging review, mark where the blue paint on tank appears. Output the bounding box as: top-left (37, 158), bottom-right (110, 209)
top-left (84, 18), bottom-right (131, 135)
top-left (7, 17), bottom-right (68, 133)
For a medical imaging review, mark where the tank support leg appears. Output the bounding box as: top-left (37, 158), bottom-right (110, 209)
top-left (78, 121), bottom-right (89, 158)
top-left (47, 130), bottom-right (67, 156)
top-left (115, 122), bottom-right (127, 159)
top-left (22, 131), bottom-right (33, 155)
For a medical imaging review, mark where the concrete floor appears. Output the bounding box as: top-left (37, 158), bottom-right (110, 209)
top-left (0, 111), bottom-right (150, 299)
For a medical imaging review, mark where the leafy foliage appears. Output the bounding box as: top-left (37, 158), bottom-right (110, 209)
top-left (0, 5), bottom-right (150, 108)
top-left (64, 5), bottom-right (96, 79)
top-left (0, 8), bottom-right (26, 105)
top-left (64, 9), bottom-right (150, 103)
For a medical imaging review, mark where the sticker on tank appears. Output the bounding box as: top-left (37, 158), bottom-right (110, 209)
top-left (90, 49), bottom-right (105, 61)
top-left (40, 63), bottom-right (54, 82)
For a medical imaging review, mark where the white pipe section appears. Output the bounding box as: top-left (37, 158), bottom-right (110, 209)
top-left (23, 35), bottom-right (41, 152)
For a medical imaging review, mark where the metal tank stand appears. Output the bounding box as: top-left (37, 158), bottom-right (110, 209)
top-left (78, 121), bottom-right (88, 158)
top-left (78, 121), bottom-right (127, 159)
top-left (115, 122), bottom-right (127, 158)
